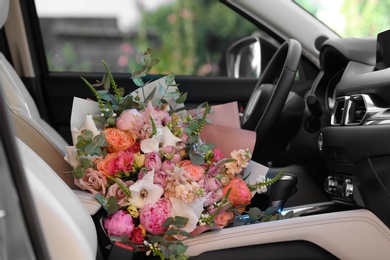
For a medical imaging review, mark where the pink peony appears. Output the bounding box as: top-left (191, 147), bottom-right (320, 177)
top-left (140, 198), bottom-right (171, 235)
top-left (104, 210), bottom-right (134, 237)
top-left (116, 109), bottom-right (145, 137)
top-left (145, 152), bottom-right (162, 171)
top-left (106, 178), bottom-right (134, 207)
top-left (74, 168), bottom-right (108, 195)
top-left (154, 170), bottom-right (169, 188)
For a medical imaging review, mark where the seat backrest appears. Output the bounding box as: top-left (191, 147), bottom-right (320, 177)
top-left (0, 0), bottom-right (76, 189)
top-left (17, 137), bottom-right (98, 260)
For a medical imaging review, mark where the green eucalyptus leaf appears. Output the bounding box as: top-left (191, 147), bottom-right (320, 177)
top-left (190, 153), bottom-right (204, 165)
top-left (83, 143), bottom-right (101, 156)
top-left (73, 166), bottom-right (85, 179)
top-left (81, 129), bottom-right (94, 142)
top-left (143, 66), bottom-right (152, 74)
top-left (93, 134), bottom-right (107, 147)
top-left (171, 106), bottom-right (187, 114)
top-left (165, 73), bottom-right (175, 86)
top-left (102, 73), bottom-right (110, 90)
top-left (175, 244), bottom-right (188, 255)
top-left (106, 196), bottom-right (120, 215)
top-left (173, 216), bottom-right (189, 227)
top-left (106, 117), bottom-right (116, 126)
top-left (248, 207), bottom-right (263, 220)
top-left (187, 120), bottom-right (198, 131)
top-left (148, 58), bottom-right (160, 67)
top-left (163, 217), bottom-right (175, 228)
top-left (165, 229), bottom-right (181, 236)
top-left (80, 157), bottom-right (91, 169)
top-left (76, 138), bottom-right (88, 149)
top-left (261, 214), bottom-right (273, 222)
top-left (263, 206), bottom-right (277, 215)
top-left (284, 211), bottom-right (294, 219)
top-left (175, 92), bottom-right (188, 104)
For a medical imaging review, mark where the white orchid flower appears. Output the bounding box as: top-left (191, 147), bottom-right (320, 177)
top-left (71, 114), bottom-right (101, 145)
top-left (140, 134), bottom-right (161, 153)
top-left (162, 126), bottom-right (182, 148)
top-left (129, 170), bottom-right (164, 209)
top-left (169, 197), bottom-right (205, 233)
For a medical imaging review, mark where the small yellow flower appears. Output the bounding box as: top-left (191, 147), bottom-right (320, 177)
top-left (127, 205), bottom-right (139, 218)
top-left (134, 152), bottom-right (145, 168)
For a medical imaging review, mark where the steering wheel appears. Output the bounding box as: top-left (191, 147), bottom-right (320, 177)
top-left (241, 39), bottom-right (302, 148)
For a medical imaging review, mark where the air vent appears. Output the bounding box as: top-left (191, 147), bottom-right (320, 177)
top-left (331, 98), bottom-right (347, 125)
top-left (347, 96), bottom-right (367, 125)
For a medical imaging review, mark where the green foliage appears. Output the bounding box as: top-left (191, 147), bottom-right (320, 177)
top-left (95, 194), bottom-right (120, 215)
top-left (139, 0), bottom-right (257, 76)
top-left (247, 206), bottom-right (298, 223)
top-left (146, 217), bottom-right (193, 260)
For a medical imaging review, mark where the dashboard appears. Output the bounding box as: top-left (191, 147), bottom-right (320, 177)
top-left (313, 29), bottom-right (390, 228)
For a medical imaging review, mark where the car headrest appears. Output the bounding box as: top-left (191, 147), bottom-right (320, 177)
top-left (0, 0), bottom-right (9, 29)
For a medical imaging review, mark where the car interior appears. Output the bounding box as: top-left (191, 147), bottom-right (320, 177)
top-left (2, 0), bottom-right (390, 259)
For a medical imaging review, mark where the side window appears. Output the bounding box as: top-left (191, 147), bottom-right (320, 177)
top-left (35, 0), bottom-right (258, 76)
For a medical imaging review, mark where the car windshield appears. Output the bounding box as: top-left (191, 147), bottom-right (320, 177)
top-left (295, 0), bottom-right (390, 37)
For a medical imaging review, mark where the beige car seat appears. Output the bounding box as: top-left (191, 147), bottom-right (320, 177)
top-left (0, 0), bottom-right (76, 189)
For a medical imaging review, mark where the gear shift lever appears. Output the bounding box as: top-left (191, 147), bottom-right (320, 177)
top-left (269, 173), bottom-right (298, 212)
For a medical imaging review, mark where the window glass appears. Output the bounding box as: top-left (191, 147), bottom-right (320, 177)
top-left (35, 0), bottom-right (258, 76)
top-left (295, 0), bottom-right (390, 38)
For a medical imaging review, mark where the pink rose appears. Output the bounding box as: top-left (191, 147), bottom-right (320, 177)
top-left (143, 102), bottom-right (169, 126)
top-left (145, 152), bottom-right (162, 171)
top-left (161, 160), bottom-right (175, 172)
top-left (106, 178), bottom-right (134, 207)
top-left (154, 170), bottom-right (169, 188)
top-left (214, 211), bottom-right (234, 227)
top-left (223, 177), bottom-right (251, 213)
top-left (172, 152), bottom-right (182, 163)
top-left (179, 160), bottom-right (205, 182)
top-left (116, 109), bottom-right (145, 137)
top-left (104, 210), bottom-right (134, 237)
top-left (74, 168), bottom-right (108, 195)
top-left (140, 198), bottom-right (171, 235)
top-left (97, 153), bottom-right (119, 176)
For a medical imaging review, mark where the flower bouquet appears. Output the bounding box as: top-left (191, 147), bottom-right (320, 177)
top-left (64, 49), bottom-right (289, 259)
